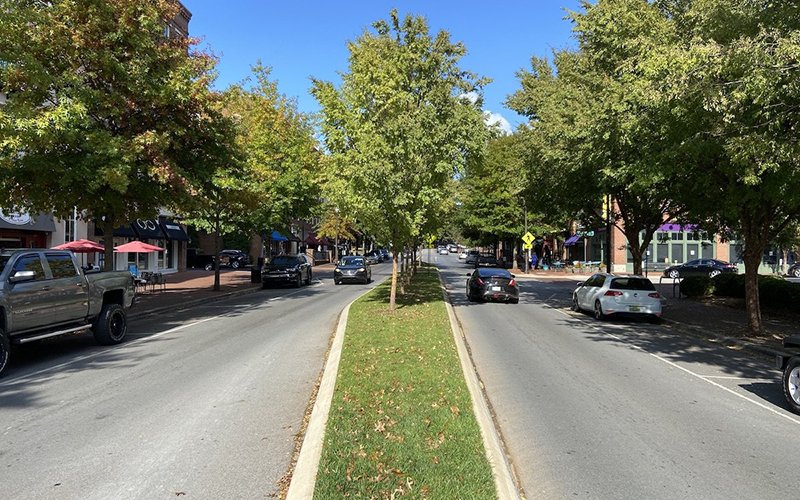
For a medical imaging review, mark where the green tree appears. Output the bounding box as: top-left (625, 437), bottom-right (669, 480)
top-left (316, 207), bottom-right (355, 262)
top-left (0, 0), bottom-right (221, 269)
top-left (651, 0), bottom-right (800, 334)
top-left (312, 10), bottom-right (488, 310)
top-left (508, 0), bottom-right (685, 275)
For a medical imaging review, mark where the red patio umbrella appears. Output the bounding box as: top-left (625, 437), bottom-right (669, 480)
top-left (52, 238), bottom-right (105, 253)
top-left (114, 241), bottom-right (163, 253)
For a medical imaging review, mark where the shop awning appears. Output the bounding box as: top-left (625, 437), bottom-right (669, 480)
top-left (564, 235), bottom-right (581, 247)
top-left (0, 212), bottom-right (56, 232)
top-left (271, 230), bottom-right (288, 242)
top-left (131, 219), bottom-right (166, 240)
top-left (159, 219), bottom-right (190, 241)
top-left (658, 223), bottom-right (697, 232)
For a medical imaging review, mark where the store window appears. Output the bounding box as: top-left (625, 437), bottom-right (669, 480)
top-left (64, 208), bottom-right (77, 243)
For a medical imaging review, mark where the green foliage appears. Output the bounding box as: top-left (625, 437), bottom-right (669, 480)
top-left (312, 10), bottom-right (488, 308)
top-left (680, 276), bottom-right (714, 297)
top-left (757, 277), bottom-right (800, 311)
top-left (0, 0), bottom-right (221, 231)
top-left (711, 273), bottom-right (745, 298)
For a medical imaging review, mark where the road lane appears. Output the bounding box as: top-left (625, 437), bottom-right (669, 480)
top-left (0, 262), bottom-right (393, 499)
top-left (436, 254), bottom-right (799, 499)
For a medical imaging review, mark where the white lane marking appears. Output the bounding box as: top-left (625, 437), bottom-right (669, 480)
top-left (702, 375), bottom-right (777, 382)
top-left (551, 307), bottom-right (800, 425)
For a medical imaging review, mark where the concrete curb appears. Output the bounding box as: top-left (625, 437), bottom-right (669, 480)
top-left (438, 276), bottom-right (522, 500)
top-left (286, 300), bottom-right (352, 499)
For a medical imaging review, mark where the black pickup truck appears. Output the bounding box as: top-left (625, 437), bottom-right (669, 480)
top-left (0, 249), bottom-right (136, 376)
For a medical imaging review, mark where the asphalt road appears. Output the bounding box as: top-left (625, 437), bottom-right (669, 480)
top-left (435, 253), bottom-right (800, 499)
top-left (0, 262), bottom-right (394, 499)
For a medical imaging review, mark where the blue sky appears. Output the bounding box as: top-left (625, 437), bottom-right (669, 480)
top-left (186, 1), bottom-right (581, 132)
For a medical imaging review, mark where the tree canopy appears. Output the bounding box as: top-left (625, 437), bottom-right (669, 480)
top-left (312, 10), bottom-right (489, 309)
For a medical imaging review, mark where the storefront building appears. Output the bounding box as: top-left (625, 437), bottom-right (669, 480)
top-left (92, 217), bottom-right (190, 273)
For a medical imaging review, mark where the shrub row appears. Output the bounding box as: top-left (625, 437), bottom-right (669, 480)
top-left (679, 273), bottom-right (800, 311)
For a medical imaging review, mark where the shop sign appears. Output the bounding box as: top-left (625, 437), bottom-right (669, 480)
top-left (0, 209), bottom-right (32, 226)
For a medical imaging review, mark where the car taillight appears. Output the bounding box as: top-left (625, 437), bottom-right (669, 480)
top-left (604, 290), bottom-right (623, 296)
top-left (648, 292), bottom-right (661, 298)
top-left (509, 279), bottom-right (517, 287)
top-left (475, 278), bottom-right (484, 286)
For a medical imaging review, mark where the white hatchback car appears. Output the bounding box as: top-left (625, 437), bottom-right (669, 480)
top-left (572, 274), bottom-right (662, 323)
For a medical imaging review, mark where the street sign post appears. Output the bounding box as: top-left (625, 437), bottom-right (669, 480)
top-left (522, 232), bottom-right (534, 274)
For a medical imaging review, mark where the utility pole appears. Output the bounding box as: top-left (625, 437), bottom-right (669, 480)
top-left (605, 193), bottom-right (612, 273)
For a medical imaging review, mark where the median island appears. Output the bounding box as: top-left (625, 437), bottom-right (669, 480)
top-left (315, 267), bottom-right (496, 498)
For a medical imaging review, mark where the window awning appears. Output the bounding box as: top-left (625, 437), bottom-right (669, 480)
top-left (658, 223), bottom-right (697, 232)
top-left (131, 219), bottom-right (166, 240)
top-left (271, 230), bottom-right (288, 242)
top-left (159, 219), bottom-right (190, 241)
top-left (564, 235), bottom-right (581, 246)
top-left (0, 212), bottom-right (56, 232)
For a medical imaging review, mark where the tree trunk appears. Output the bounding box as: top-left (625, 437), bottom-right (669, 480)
top-left (390, 252), bottom-right (398, 311)
top-left (103, 217), bottom-right (115, 272)
top-left (213, 218), bottom-right (222, 292)
top-left (334, 235), bottom-right (339, 262)
top-left (742, 245), bottom-right (764, 335)
top-left (400, 249), bottom-right (406, 295)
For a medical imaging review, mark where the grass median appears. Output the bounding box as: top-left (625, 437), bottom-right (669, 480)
top-left (314, 267), bottom-right (496, 498)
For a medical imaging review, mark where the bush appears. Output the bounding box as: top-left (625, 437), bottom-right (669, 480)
top-left (758, 276), bottom-right (800, 311)
top-left (712, 273), bottom-right (745, 298)
top-left (680, 276), bottom-right (714, 297)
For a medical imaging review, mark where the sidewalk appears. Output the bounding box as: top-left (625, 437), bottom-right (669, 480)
top-left (512, 265), bottom-right (800, 355)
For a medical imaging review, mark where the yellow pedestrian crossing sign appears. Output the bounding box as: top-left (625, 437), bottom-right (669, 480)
top-left (522, 232), bottom-right (534, 245)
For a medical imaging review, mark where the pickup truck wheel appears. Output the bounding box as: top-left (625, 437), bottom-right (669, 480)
top-left (93, 304), bottom-right (127, 345)
top-left (0, 329), bottom-right (9, 377)
top-left (783, 357), bottom-right (800, 414)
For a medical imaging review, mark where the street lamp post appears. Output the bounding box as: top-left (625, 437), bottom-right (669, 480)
top-left (521, 197), bottom-right (529, 274)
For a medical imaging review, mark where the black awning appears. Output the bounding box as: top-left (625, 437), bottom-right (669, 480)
top-left (94, 223), bottom-right (137, 238)
top-left (160, 219), bottom-right (190, 241)
top-left (0, 211), bottom-right (56, 232)
top-left (131, 219), bottom-right (166, 240)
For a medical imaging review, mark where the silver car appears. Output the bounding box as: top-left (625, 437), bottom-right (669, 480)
top-left (572, 273), bottom-right (662, 323)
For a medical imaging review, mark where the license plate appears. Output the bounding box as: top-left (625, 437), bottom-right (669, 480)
top-left (491, 286), bottom-right (502, 292)
top-left (629, 305), bottom-right (641, 312)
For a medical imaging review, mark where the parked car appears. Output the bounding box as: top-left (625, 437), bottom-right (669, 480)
top-left (465, 250), bottom-right (480, 265)
top-left (448, 244), bottom-right (458, 253)
top-left (365, 250), bottom-right (383, 263)
top-left (777, 335), bottom-right (800, 414)
top-left (0, 249), bottom-right (136, 376)
top-left (572, 273), bottom-right (662, 322)
top-left (466, 267), bottom-right (519, 304)
top-left (363, 253), bottom-right (379, 265)
top-left (438, 247), bottom-right (449, 255)
top-left (459, 250), bottom-right (468, 260)
top-left (334, 256), bottom-right (372, 285)
top-left (662, 259), bottom-right (738, 279)
top-left (787, 262), bottom-right (800, 278)
top-left (378, 249), bottom-right (390, 262)
top-left (261, 254), bottom-right (312, 288)
top-left (218, 249), bottom-right (250, 270)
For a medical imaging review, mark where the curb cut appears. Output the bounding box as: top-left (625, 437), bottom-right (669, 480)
top-left (286, 300), bottom-right (352, 499)
top-left (438, 275), bottom-right (521, 500)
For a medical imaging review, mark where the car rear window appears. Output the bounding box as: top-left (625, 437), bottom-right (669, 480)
top-left (610, 278), bottom-right (655, 291)
top-left (478, 268), bottom-right (511, 278)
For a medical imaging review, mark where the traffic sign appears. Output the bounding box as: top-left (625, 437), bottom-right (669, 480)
top-left (522, 232), bottom-right (534, 245)
top-left (523, 243), bottom-right (533, 250)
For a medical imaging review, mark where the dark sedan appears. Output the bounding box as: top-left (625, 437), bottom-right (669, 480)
top-left (334, 256), bottom-right (372, 285)
top-left (663, 258), bottom-right (738, 279)
top-left (466, 268), bottom-right (519, 304)
top-left (261, 254), bottom-right (313, 288)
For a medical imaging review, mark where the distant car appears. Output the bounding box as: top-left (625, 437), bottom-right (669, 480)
top-left (475, 255), bottom-right (499, 268)
top-left (261, 254), bottom-right (312, 288)
top-left (448, 244), bottom-right (458, 253)
top-left (662, 259), bottom-right (738, 279)
top-left (363, 253), bottom-right (379, 265)
top-left (438, 247), bottom-right (449, 255)
top-left (465, 250), bottom-right (480, 265)
top-left (378, 249), bottom-right (390, 262)
top-left (466, 267), bottom-right (519, 303)
top-left (787, 262), bottom-right (800, 278)
top-left (572, 274), bottom-right (662, 322)
top-left (365, 250), bottom-right (384, 263)
top-left (334, 255), bottom-right (372, 285)
top-left (459, 250), bottom-right (468, 260)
